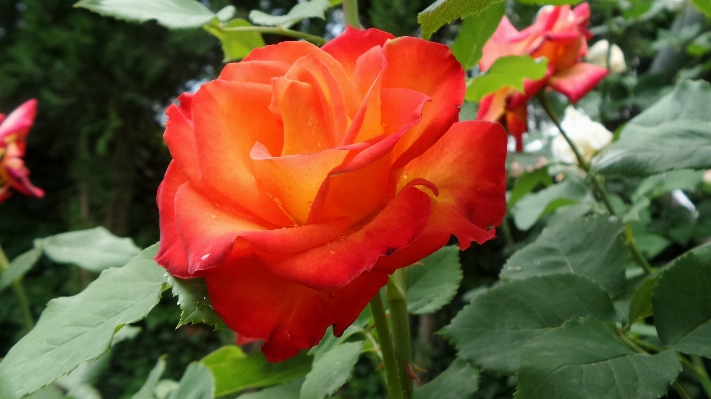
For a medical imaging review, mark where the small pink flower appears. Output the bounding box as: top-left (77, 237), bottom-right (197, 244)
top-left (0, 99), bottom-right (44, 203)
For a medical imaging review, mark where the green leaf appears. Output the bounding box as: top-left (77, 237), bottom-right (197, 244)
top-left (508, 167), bottom-right (552, 209)
top-left (74, 0), bottom-right (216, 29)
top-left (300, 341), bottom-right (363, 399)
top-left (26, 386), bottom-right (65, 399)
top-left (204, 19), bottom-right (266, 62)
top-left (0, 248), bottom-right (42, 293)
top-left (236, 379), bottom-right (302, 399)
top-left (418, 0), bottom-right (504, 40)
top-left (593, 80), bottom-right (711, 176)
top-left (442, 274), bottom-right (618, 373)
top-left (511, 179), bottom-right (590, 231)
top-left (628, 275), bottom-right (661, 324)
top-left (131, 357), bottom-right (167, 399)
top-left (500, 215), bottom-right (628, 297)
top-left (0, 245), bottom-right (166, 399)
top-left (201, 346), bottom-right (312, 397)
top-left (406, 246), bottom-right (462, 314)
top-left (309, 325), bottom-right (364, 362)
top-left (653, 253), bottom-right (711, 357)
top-left (168, 363), bottom-right (214, 399)
top-left (516, 318), bottom-right (682, 399)
top-left (37, 227), bottom-right (141, 272)
top-left (413, 358), bottom-right (479, 399)
top-left (465, 56), bottom-right (548, 102)
top-left (450, 2), bottom-right (505, 70)
top-left (249, 0), bottom-right (329, 28)
top-left (692, 0), bottom-right (711, 16)
top-left (167, 275), bottom-right (226, 330)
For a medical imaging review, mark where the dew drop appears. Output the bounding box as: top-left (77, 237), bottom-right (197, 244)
top-left (328, 249), bottom-right (335, 255)
top-left (210, 214), bottom-right (216, 219)
top-left (201, 253), bottom-right (211, 261)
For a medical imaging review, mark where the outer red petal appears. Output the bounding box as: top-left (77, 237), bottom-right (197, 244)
top-left (257, 186), bottom-right (431, 290)
top-left (218, 60), bottom-right (290, 83)
top-left (163, 93), bottom-right (199, 182)
top-left (548, 62), bottom-right (608, 102)
top-left (382, 37), bottom-right (465, 171)
top-left (322, 27), bottom-right (395, 79)
top-left (206, 257), bottom-right (388, 362)
top-left (155, 162), bottom-right (192, 278)
top-left (377, 121), bottom-right (507, 270)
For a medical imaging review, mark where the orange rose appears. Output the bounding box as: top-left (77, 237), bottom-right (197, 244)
top-left (477, 3), bottom-right (608, 151)
top-left (155, 28), bottom-right (507, 361)
top-left (0, 99), bottom-right (44, 203)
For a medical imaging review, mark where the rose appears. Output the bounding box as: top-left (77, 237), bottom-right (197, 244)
top-left (155, 27), bottom-right (508, 362)
top-left (476, 3), bottom-right (608, 151)
top-left (0, 99), bottom-right (44, 203)
top-left (551, 106), bottom-right (612, 165)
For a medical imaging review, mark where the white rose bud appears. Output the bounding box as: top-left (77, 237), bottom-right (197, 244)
top-left (552, 106), bottom-right (613, 165)
top-left (586, 40), bottom-right (626, 74)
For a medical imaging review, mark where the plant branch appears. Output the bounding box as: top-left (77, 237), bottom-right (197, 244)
top-left (0, 245), bottom-right (35, 331)
top-left (217, 25), bottom-right (326, 45)
top-left (693, 355), bottom-right (711, 399)
top-left (537, 92), bottom-right (654, 275)
top-left (387, 270), bottom-right (414, 399)
top-left (342, 0), bottom-right (361, 29)
top-left (370, 291), bottom-right (404, 399)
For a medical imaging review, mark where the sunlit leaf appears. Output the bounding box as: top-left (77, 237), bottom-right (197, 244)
top-left (465, 56), bottom-right (548, 102)
top-left (418, 0), bottom-right (504, 40)
top-left (204, 19), bottom-right (265, 62)
top-left (0, 245), bottom-right (166, 399)
top-left (74, 0), bottom-right (216, 29)
top-left (249, 0), bottom-right (329, 28)
top-left (450, 2), bottom-right (505, 70)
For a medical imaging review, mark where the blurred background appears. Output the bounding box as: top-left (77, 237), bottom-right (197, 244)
top-left (1, 0), bottom-right (710, 397)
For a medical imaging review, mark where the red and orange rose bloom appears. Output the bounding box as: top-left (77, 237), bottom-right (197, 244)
top-left (0, 99), bottom-right (44, 203)
top-left (477, 3), bottom-right (608, 151)
top-left (155, 28), bottom-right (507, 362)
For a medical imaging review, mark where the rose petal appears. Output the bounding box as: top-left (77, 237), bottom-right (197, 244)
top-left (382, 37), bottom-right (465, 170)
top-left (322, 27), bottom-right (395, 79)
top-left (0, 99), bottom-right (37, 145)
top-left (377, 121), bottom-right (507, 270)
top-left (155, 162), bottom-right (192, 278)
top-left (257, 186), bottom-right (431, 290)
top-left (163, 93), bottom-right (199, 182)
top-left (192, 80), bottom-right (292, 226)
top-left (506, 103), bottom-right (528, 152)
top-left (218, 60), bottom-right (291, 83)
top-left (205, 256), bottom-right (388, 362)
top-left (549, 62), bottom-right (608, 102)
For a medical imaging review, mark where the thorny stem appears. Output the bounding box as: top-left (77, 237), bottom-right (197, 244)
top-left (342, 0), bottom-right (361, 29)
top-left (537, 92), bottom-right (654, 275)
top-left (387, 270), bottom-right (414, 399)
top-left (217, 25), bottom-right (326, 45)
top-left (0, 245), bottom-right (34, 331)
top-left (618, 331), bottom-right (693, 399)
top-left (369, 291), bottom-right (405, 399)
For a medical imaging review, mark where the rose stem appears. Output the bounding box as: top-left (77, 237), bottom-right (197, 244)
top-left (217, 26), bottom-right (326, 46)
top-left (536, 92), bottom-right (654, 275)
top-left (387, 269), bottom-right (414, 399)
top-left (342, 0), bottom-right (361, 29)
top-left (370, 291), bottom-right (405, 399)
top-left (0, 245), bottom-right (34, 331)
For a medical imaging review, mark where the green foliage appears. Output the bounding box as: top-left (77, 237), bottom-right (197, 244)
top-left (516, 319), bottom-right (682, 399)
top-left (300, 341), bottom-right (364, 399)
top-left (594, 80), bottom-right (711, 176)
top-left (508, 167), bottom-right (553, 208)
top-left (692, 0), bottom-right (711, 17)
top-left (443, 274), bottom-right (618, 373)
top-left (203, 19), bottom-right (265, 62)
top-left (167, 275), bottom-right (227, 330)
top-left (413, 359), bottom-right (479, 399)
top-left (450, 2), bottom-right (505, 70)
top-left (417, 0), bottom-right (504, 40)
top-left (201, 346), bottom-right (312, 397)
top-left (74, 0), bottom-right (218, 29)
top-left (465, 56), bottom-right (548, 102)
top-left (0, 248), bottom-right (42, 293)
top-left (37, 226), bottom-right (141, 272)
top-left (511, 179), bottom-right (591, 230)
top-left (515, 0), bottom-right (582, 4)
top-left (131, 357), bottom-right (167, 399)
top-left (236, 379), bottom-right (302, 399)
top-left (0, 245), bottom-right (166, 399)
top-left (249, 0), bottom-right (329, 28)
top-left (166, 363), bottom-right (214, 399)
top-left (405, 246), bottom-right (462, 314)
top-left (501, 215), bottom-right (628, 297)
top-left (653, 253), bottom-right (711, 357)
top-left (628, 275), bottom-right (660, 324)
